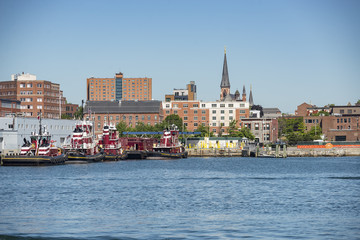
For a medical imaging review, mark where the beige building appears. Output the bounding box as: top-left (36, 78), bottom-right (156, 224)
top-left (87, 72), bottom-right (152, 102)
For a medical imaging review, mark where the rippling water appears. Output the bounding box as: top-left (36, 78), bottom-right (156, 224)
top-left (0, 157), bottom-right (359, 239)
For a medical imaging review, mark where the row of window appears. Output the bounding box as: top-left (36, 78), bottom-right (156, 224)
top-left (337, 118), bottom-right (351, 123)
top-left (98, 115), bottom-right (158, 121)
top-left (19, 83), bottom-right (43, 88)
top-left (167, 103), bottom-right (246, 108)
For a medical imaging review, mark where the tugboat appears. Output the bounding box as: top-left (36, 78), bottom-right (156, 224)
top-left (1, 111), bottom-right (66, 166)
top-left (147, 125), bottom-right (188, 159)
top-left (62, 118), bottom-right (104, 163)
top-left (98, 123), bottom-right (124, 161)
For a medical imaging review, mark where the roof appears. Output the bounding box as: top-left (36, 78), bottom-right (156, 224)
top-left (85, 100), bottom-right (162, 114)
top-left (263, 108), bottom-right (281, 114)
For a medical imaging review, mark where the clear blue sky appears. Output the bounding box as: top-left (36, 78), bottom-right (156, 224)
top-left (0, 0), bottom-right (359, 113)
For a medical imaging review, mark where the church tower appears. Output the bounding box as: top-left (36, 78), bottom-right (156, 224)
top-left (242, 85), bottom-right (246, 101)
top-left (220, 47), bottom-right (230, 101)
top-left (249, 84), bottom-right (254, 106)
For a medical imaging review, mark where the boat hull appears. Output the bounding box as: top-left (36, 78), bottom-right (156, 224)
top-left (123, 150), bottom-right (147, 160)
top-left (65, 153), bottom-right (104, 164)
top-left (1, 154), bottom-right (67, 166)
top-left (146, 151), bottom-right (188, 160)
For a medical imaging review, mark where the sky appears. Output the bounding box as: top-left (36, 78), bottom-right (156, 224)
top-left (0, 0), bottom-right (359, 113)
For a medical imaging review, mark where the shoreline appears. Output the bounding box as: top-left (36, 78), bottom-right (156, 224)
top-left (187, 147), bottom-right (360, 157)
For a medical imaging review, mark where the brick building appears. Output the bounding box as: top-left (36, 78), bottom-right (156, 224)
top-left (0, 99), bottom-right (21, 117)
top-left (241, 118), bottom-right (279, 143)
top-left (84, 100), bottom-right (163, 135)
top-left (64, 103), bottom-right (79, 118)
top-left (0, 73), bottom-right (67, 118)
top-left (165, 81), bottom-right (197, 102)
top-left (162, 100), bottom-right (250, 134)
top-left (303, 115), bottom-right (360, 141)
top-left (87, 72), bottom-right (152, 102)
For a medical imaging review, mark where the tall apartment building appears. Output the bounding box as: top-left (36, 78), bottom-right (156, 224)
top-left (87, 72), bottom-right (152, 101)
top-left (0, 73), bottom-right (67, 118)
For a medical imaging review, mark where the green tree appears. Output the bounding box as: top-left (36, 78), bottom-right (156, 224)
top-left (312, 111), bottom-right (329, 116)
top-left (61, 114), bottom-right (71, 119)
top-left (74, 106), bottom-right (83, 120)
top-left (227, 120), bottom-right (238, 136)
top-left (237, 127), bottom-right (255, 140)
top-left (195, 124), bottom-right (214, 137)
top-left (163, 114), bottom-right (184, 130)
top-left (116, 121), bottom-right (128, 137)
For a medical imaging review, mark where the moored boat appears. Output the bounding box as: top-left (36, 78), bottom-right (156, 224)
top-left (62, 118), bottom-right (104, 163)
top-left (147, 126), bottom-right (188, 160)
top-left (1, 111), bottom-right (66, 166)
top-left (98, 123), bottom-right (125, 161)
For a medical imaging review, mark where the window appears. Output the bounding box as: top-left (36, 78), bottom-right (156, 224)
top-left (202, 116), bottom-right (206, 120)
top-left (229, 110), bottom-right (233, 114)
top-left (184, 110), bottom-right (188, 114)
top-left (240, 104), bottom-right (245, 107)
top-left (194, 116), bottom-right (198, 120)
top-left (255, 124), bottom-right (259, 130)
top-left (184, 116), bottom-right (188, 120)
top-left (174, 110), bottom-right (178, 114)
top-left (212, 110), bottom-right (216, 114)
top-left (229, 116), bottom-right (233, 120)
top-left (221, 110), bottom-right (225, 114)
top-left (166, 104), bottom-right (170, 108)
top-left (212, 104), bottom-right (217, 107)
top-left (193, 104), bottom-right (198, 108)
top-left (228, 104), bottom-right (233, 107)
top-left (166, 110), bottom-right (170, 114)
top-left (98, 116), bottom-right (101, 120)
top-left (212, 116), bottom-right (216, 120)
top-left (194, 110), bottom-right (198, 114)
top-left (220, 104), bottom-right (225, 107)
top-left (194, 123), bottom-right (198, 127)
top-left (173, 104), bottom-right (178, 108)
top-left (240, 110), bottom-right (245, 113)
top-left (183, 104), bottom-right (188, 108)
top-left (221, 116), bottom-right (224, 120)
top-left (202, 110), bottom-right (206, 114)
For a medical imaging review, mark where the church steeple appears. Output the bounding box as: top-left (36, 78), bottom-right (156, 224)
top-left (220, 47), bottom-right (230, 101)
top-left (249, 84), bottom-right (254, 106)
top-left (242, 85), bottom-right (246, 101)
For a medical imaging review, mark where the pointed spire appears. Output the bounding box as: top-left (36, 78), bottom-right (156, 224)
top-left (242, 85), bottom-right (246, 95)
top-left (249, 84), bottom-right (254, 106)
top-left (220, 47), bottom-right (230, 88)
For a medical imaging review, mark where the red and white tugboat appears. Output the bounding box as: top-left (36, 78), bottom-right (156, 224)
top-left (147, 125), bottom-right (188, 159)
top-left (1, 111), bottom-right (66, 166)
top-left (62, 118), bottom-right (104, 163)
top-left (98, 123), bottom-right (124, 161)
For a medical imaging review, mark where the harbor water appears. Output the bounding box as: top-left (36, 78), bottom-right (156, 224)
top-left (0, 157), bottom-right (359, 239)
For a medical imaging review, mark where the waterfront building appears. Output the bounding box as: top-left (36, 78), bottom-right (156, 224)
top-left (241, 118), bottom-right (279, 143)
top-left (86, 72), bottom-right (152, 102)
top-left (162, 100), bottom-right (250, 134)
top-left (0, 99), bottom-right (21, 117)
top-left (0, 73), bottom-right (68, 119)
top-left (84, 100), bottom-right (163, 136)
top-left (165, 81), bottom-right (197, 102)
top-left (0, 116), bottom-right (78, 154)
